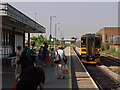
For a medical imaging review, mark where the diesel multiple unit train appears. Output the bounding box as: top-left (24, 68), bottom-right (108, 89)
top-left (76, 34), bottom-right (101, 64)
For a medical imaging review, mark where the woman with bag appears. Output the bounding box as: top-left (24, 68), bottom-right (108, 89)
top-left (54, 46), bottom-right (65, 79)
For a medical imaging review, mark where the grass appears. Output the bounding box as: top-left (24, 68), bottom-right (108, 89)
top-left (102, 48), bottom-right (119, 57)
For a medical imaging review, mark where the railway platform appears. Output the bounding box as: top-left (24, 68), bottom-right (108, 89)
top-left (40, 46), bottom-right (98, 89)
top-left (71, 47), bottom-right (98, 89)
top-left (2, 46), bottom-right (98, 89)
top-left (43, 46), bottom-right (71, 88)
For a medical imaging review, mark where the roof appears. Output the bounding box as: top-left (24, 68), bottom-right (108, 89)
top-left (0, 3), bottom-right (46, 33)
top-left (104, 26), bottom-right (120, 29)
top-left (63, 39), bottom-right (75, 41)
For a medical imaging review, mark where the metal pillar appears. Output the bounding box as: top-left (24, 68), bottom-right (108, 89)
top-left (23, 31), bottom-right (25, 48)
top-left (28, 33), bottom-right (30, 48)
top-left (12, 27), bottom-right (15, 54)
top-left (54, 24), bottom-right (57, 49)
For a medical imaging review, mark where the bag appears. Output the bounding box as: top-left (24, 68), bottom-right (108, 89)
top-left (63, 64), bottom-right (69, 74)
top-left (54, 51), bottom-right (61, 64)
top-left (26, 49), bottom-right (32, 61)
top-left (12, 82), bottom-right (17, 90)
top-left (54, 56), bottom-right (61, 64)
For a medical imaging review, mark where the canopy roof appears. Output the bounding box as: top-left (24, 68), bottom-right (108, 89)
top-left (0, 3), bottom-right (46, 33)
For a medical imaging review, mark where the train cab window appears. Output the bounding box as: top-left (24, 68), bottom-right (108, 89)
top-left (95, 37), bottom-right (101, 48)
top-left (81, 38), bottom-right (86, 47)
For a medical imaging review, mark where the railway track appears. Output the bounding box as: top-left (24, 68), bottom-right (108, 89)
top-left (74, 47), bottom-right (120, 90)
top-left (98, 56), bottom-right (120, 85)
top-left (100, 56), bottom-right (120, 66)
top-left (84, 64), bottom-right (120, 89)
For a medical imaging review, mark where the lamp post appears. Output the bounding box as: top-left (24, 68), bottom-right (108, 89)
top-left (49, 16), bottom-right (56, 41)
top-left (54, 23), bottom-right (60, 49)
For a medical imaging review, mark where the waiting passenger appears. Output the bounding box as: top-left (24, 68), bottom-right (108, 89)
top-left (42, 42), bottom-right (51, 66)
top-left (16, 66), bottom-right (45, 90)
top-left (55, 46), bottom-right (65, 79)
top-left (37, 46), bottom-right (43, 66)
top-left (50, 48), bottom-right (55, 66)
top-left (26, 41), bottom-right (37, 66)
top-left (15, 46), bottom-right (22, 81)
top-left (19, 46), bottom-right (29, 75)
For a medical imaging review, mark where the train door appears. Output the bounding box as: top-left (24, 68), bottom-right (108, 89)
top-left (87, 36), bottom-right (95, 56)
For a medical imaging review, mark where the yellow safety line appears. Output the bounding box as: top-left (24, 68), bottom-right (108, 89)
top-left (69, 46), bottom-right (72, 89)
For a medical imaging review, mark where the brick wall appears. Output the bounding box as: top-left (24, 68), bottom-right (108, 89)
top-left (99, 27), bottom-right (120, 45)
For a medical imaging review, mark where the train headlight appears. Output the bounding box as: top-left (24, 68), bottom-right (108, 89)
top-left (96, 49), bottom-right (100, 51)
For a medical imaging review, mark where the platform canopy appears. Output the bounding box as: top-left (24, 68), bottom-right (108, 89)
top-left (63, 39), bottom-right (76, 41)
top-left (0, 3), bottom-right (46, 33)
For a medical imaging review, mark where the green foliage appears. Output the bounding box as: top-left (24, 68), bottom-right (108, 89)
top-left (30, 36), bottom-right (62, 49)
top-left (110, 48), bottom-right (116, 53)
top-left (104, 43), bottom-right (110, 50)
top-left (102, 47), bottom-right (119, 57)
top-left (101, 43), bottom-right (110, 51)
top-left (96, 33), bottom-right (102, 36)
top-left (31, 35), bottom-right (50, 47)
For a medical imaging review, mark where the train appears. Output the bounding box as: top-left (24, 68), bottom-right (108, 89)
top-left (77, 34), bottom-right (101, 64)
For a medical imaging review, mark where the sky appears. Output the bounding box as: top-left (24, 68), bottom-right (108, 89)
top-left (8, 1), bottom-right (118, 39)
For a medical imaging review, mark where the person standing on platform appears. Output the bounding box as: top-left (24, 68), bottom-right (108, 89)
top-left (15, 46), bottom-right (22, 81)
top-left (55, 46), bottom-right (65, 79)
top-left (37, 46), bottom-right (43, 67)
top-left (19, 46), bottom-right (29, 75)
top-left (42, 43), bottom-right (51, 66)
top-left (26, 41), bottom-right (37, 67)
top-left (50, 48), bottom-right (55, 66)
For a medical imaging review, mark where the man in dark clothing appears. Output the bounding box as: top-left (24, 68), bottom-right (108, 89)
top-left (42, 43), bottom-right (49, 66)
top-left (37, 46), bottom-right (43, 66)
top-left (42, 43), bottom-right (48, 58)
top-left (26, 41), bottom-right (36, 66)
top-left (16, 66), bottom-right (45, 90)
top-left (19, 46), bottom-right (29, 75)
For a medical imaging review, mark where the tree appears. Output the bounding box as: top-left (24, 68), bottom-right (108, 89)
top-left (96, 33), bottom-right (102, 36)
top-left (30, 35), bottom-right (54, 48)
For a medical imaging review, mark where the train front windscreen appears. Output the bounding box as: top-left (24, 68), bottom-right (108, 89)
top-left (81, 37), bottom-right (86, 47)
top-left (95, 37), bottom-right (101, 48)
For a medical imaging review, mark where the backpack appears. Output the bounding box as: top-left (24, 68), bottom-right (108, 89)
top-left (26, 49), bottom-right (32, 61)
top-left (63, 54), bottom-right (67, 64)
top-left (54, 51), bottom-right (61, 64)
top-left (26, 48), bottom-right (36, 64)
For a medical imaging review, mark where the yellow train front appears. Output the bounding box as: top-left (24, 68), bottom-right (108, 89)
top-left (80, 34), bottom-right (101, 64)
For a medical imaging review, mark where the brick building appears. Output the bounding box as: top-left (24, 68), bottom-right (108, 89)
top-left (98, 27), bottom-right (120, 52)
top-left (98, 27), bottom-right (120, 44)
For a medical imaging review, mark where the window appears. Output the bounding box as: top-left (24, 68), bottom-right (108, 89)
top-left (81, 37), bottom-right (86, 47)
top-left (95, 37), bottom-right (101, 48)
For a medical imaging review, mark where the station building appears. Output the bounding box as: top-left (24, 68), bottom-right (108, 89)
top-left (99, 27), bottom-right (120, 44)
top-left (98, 27), bottom-right (120, 52)
top-left (0, 3), bottom-right (46, 59)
